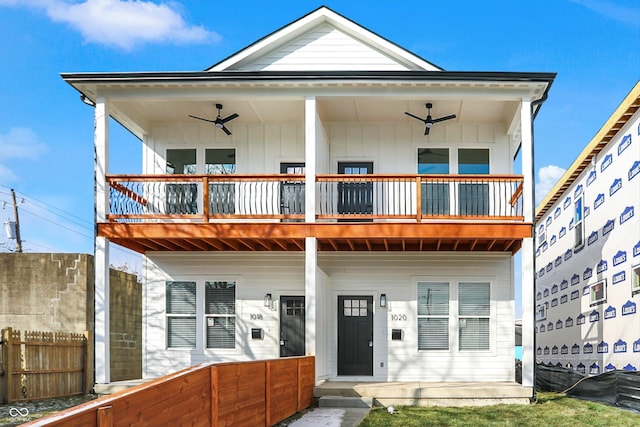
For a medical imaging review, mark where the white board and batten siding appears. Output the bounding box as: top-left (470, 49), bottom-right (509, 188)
top-left (141, 252), bottom-right (515, 383)
top-left (231, 25), bottom-right (413, 72)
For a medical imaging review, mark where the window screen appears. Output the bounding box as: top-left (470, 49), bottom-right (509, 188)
top-left (417, 282), bottom-right (449, 350)
top-left (459, 282), bottom-right (490, 350)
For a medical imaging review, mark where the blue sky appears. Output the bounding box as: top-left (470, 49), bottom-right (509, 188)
top-left (0, 1), bottom-right (639, 278)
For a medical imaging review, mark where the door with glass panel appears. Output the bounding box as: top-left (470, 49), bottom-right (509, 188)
top-left (280, 296), bottom-right (305, 357)
top-left (280, 163), bottom-right (305, 221)
top-left (337, 162), bottom-right (373, 218)
top-left (206, 149), bottom-right (236, 214)
top-left (337, 296), bottom-right (373, 375)
top-left (166, 149), bottom-right (198, 214)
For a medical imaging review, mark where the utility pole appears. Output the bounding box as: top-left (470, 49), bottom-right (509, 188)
top-left (10, 188), bottom-right (22, 253)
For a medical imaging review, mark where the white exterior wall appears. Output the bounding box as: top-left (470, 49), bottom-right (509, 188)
top-left (142, 252), bottom-right (515, 382)
top-left (535, 111), bottom-right (639, 375)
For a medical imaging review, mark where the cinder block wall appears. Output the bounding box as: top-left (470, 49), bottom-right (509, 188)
top-left (110, 269), bottom-right (142, 381)
top-left (0, 253), bottom-right (142, 382)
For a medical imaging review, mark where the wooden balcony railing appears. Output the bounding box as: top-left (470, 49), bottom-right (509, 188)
top-left (106, 174), bottom-right (523, 223)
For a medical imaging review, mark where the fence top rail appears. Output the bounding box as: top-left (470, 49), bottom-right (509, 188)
top-left (20, 355), bottom-right (315, 426)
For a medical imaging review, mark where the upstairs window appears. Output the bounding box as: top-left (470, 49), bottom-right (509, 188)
top-left (166, 149), bottom-right (197, 214)
top-left (458, 149), bottom-right (489, 216)
top-left (206, 149), bottom-right (236, 214)
top-left (633, 264), bottom-right (640, 296)
top-left (590, 279), bottom-right (607, 306)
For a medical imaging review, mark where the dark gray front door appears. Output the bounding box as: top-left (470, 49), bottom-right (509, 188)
top-left (338, 296), bottom-right (373, 375)
top-left (280, 296), bottom-right (305, 357)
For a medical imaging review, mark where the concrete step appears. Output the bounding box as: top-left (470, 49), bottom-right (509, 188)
top-left (318, 396), bottom-right (373, 408)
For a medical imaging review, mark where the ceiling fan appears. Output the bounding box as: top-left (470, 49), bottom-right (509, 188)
top-left (189, 103), bottom-right (239, 135)
top-left (405, 103), bottom-right (456, 135)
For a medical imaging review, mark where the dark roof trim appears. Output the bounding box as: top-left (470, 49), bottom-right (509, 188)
top-left (206, 6), bottom-right (444, 72)
top-left (61, 70), bottom-right (556, 84)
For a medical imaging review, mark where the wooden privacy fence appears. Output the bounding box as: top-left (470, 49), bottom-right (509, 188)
top-left (0, 328), bottom-right (91, 403)
top-left (22, 356), bottom-right (315, 427)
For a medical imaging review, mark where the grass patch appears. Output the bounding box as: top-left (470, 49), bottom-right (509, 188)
top-left (359, 393), bottom-right (640, 427)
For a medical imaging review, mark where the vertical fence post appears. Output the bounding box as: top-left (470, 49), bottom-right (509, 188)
top-left (3, 328), bottom-right (13, 403)
top-left (97, 406), bottom-right (113, 427)
top-left (265, 361), bottom-right (272, 427)
top-left (84, 331), bottom-right (93, 394)
top-left (210, 366), bottom-right (219, 427)
top-left (202, 176), bottom-right (210, 222)
top-left (415, 176), bottom-right (422, 222)
top-left (1, 328), bottom-right (9, 403)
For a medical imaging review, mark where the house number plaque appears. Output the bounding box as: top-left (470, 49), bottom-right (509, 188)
top-left (390, 314), bottom-right (407, 321)
top-left (249, 313), bottom-right (264, 320)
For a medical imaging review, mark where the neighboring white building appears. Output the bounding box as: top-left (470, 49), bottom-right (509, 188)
top-left (535, 82), bottom-right (640, 375)
top-left (62, 7), bottom-right (554, 398)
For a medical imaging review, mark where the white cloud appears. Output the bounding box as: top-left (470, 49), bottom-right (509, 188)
top-left (0, 127), bottom-right (48, 183)
top-left (536, 164), bottom-right (566, 204)
top-left (569, 0), bottom-right (640, 28)
top-left (0, 0), bottom-right (220, 50)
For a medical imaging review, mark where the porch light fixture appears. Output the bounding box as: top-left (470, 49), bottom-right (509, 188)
top-left (380, 294), bottom-right (387, 308)
top-left (264, 293), bottom-right (272, 307)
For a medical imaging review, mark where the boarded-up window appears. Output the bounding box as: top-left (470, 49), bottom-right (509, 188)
top-left (166, 281), bottom-right (196, 348)
top-left (417, 282), bottom-right (449, 350)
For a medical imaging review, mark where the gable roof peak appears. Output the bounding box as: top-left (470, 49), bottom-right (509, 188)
top-left (207, 6), bottom-right (442, 72)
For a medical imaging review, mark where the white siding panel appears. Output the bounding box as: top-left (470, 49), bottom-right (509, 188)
top-left (237, 26), bottom-right (411, 71)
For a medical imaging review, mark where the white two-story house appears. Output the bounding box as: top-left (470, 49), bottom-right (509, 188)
top-left (535, 82), bottom-right (639, 375)
top-left (62, 7), bottom-right (554, 400)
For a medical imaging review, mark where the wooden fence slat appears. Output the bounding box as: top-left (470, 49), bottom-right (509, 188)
top-left (97, 406), bottom-right (113, 427)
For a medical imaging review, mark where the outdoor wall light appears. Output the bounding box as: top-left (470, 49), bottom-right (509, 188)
top-left (380, 293), bottom-right (387, 308)
top-left (264, 293), bottom-right (272, 307)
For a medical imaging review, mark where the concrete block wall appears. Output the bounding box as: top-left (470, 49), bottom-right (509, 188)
top-left (0, 253), bottom-right (142, 382)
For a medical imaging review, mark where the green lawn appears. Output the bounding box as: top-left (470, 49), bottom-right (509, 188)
top-left (359, 393), bottom-right (640, 427)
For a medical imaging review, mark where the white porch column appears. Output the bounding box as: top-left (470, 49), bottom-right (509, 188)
top-left (304, 96), bottom-right (318, 362)
top-left (94, 97), bottom-right (110, 384)
top-left (520, 99), bottom-right (535, 388)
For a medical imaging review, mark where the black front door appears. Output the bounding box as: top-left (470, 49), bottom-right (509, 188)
top-left (280, 296), bottom-right (305, 357)
top-left (338, 296), bottom-right (373, 375)
top-left (337, 162), bottom-right (373, 217)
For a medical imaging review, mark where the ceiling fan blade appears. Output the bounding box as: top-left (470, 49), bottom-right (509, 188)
top-left (221, 112), bottom-right (239, 123)
top-left (405, 112), bottom-right (426, 122)
top-left (432, 114), bottom-right (456, 123)
top-left (221, 125), bottom-right (232, 136)
top-left (188, 115), bottom-right (216, 123)
top-left (424, 126), bottom-right (430, 136)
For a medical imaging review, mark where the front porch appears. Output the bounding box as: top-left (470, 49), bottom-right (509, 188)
top-left (314, 380), bottom-right (532, 407)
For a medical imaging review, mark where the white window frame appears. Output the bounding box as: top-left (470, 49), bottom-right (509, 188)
top-left (417, 281), bottom-right (451, 351)
top-left (165, 276), bottom-right (240, 353)
top-left (166, 281), bottom-right (197, 349)
top-left (205, 280), bottom-right (237, 349)
top-left (631, 263), bottom-right (640, 296)
top-left (458, 282), bottom-right (491, 351)
top-left (590, 278), bottom-right (607, 306)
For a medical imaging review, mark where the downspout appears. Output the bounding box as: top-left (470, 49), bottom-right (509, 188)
top-left (528, 88), bottom-right (550, 402)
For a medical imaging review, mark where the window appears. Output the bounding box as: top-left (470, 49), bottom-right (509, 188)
top-left (590, 279), bottom-right (606, 306)
top-left (205, 281), bottom-right (236, 349)
top-left (459, 282), bottom-right (490, 350)
top-left (536, 304), bottom-right (546, 321)
top-left (417, 282), bottom-right (450, 350)
top-left (206, 149), bottom-right (236, 214)
top-left (574, 196), bottom-right (584, 249)
top-left (418, 149), bottom-right (450, 215)
top-left (458, 149), bottom-right (489, 216)
top-left (632, 264), bottom-right (640, 295)
top-left (166, 149), bottom-right (198, 214)
top-left (166, 281), bottom-right (196, 348)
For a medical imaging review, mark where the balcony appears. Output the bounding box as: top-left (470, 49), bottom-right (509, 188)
top-left (100, 174), bottom-right (529, 253)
